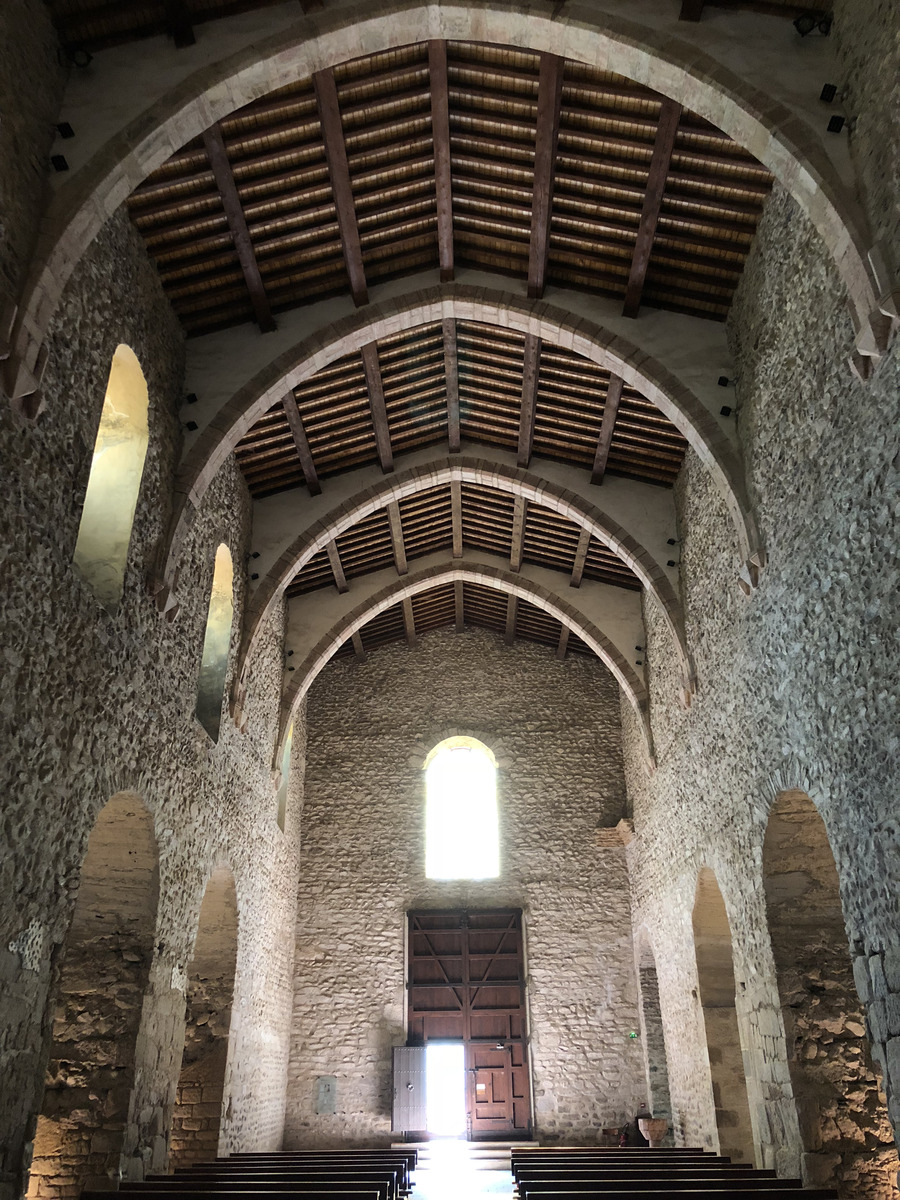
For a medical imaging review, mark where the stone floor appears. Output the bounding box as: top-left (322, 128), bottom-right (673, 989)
top-left (407, 1140), bottom-right (521, 1200)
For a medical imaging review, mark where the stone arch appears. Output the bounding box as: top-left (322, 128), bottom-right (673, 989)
top-left (634, 928), bottom-right (673, 1134)
top-left (28, 793), bottom-right (159, 1198)
top-left (692, 866), bottom-right (756, 1165)
top-left (8, 2), bottom-right (885, 410)
top-left (169, 863), bottom-right (239, 1167)
top-left (763, 790), bottom-right (898, 1196)
top-left (278, 561), bottom-right (654, 768)
top-left (236, 455), bottom-right (693, 703)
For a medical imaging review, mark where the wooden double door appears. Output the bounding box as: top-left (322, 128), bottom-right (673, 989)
top-left (407, 909), bottom-right (531, 1139)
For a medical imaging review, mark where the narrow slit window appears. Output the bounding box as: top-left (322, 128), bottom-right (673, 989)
top-left (72, 344), bottom-right (149, 614)
top-left (195, 544), bottom-right (234, 742)
top-left (276, 724), bottom-right (294, 831)
top-left (425, 737), bottom-right (499, 880)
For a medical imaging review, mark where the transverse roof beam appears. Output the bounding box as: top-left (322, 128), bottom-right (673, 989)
top-left (623, 98), bottom-right (683, 318)
top-left (443, 318), bottom-right (460, 453)
top-left (517, 334), bottom-right (541, 468)
top-left (429, 40), bottom-right (454, 282)
top-left (314, 68), bottom-right (368, 307)
top-left (590, 373), bottom-right (624, 485)
top-left (164, 0), bottom-right (195, 46)
top-left (202, 123), bottom-right (275, 332)
top-left (360, 342), bottom-right (394, 472)
top-left (451, 481), bottom-right (463, 558)
top-left (454, 579), bottom-right (465, 631)
top-left (510, 496), bottom-right (527, 573)
top-left (281, 392), bottom-right (321, 496)
top-left (679, 0), bottom-right (706, 18)
top-left (351, 630), bottom-right (366, 661)
top-left (386, 501), bottom-right (408, 575)
top-left (402, 597), bottom-right (418, 647)
top-left (504, 594), bottom-right (518, 645)
top-left (556, 624), bottom-right (570, 660)
top-left (528, 54), bottom-right (564, 300)
top-left (326, 540), bottom-right (349, 594)
top-left (570, 527), bottom-right (592, 587)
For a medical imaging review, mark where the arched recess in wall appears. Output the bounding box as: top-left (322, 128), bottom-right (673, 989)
top-left (72, 345), bottom-right (149, 615)
top-left (635, 933), bottom-right (673, 1135)
top-left (170, 865), bottom-right (239, 1167)
top-left (692, 868), bottom-right (756, 1165)
top-left (196, 544), bottom-right (235, 743)
top-left (28, 793), bottom-right (158, 1198)
top-left (763, 791), bottom-right (898, 1196)
top-left (424, 737), bottom-right (499, 881)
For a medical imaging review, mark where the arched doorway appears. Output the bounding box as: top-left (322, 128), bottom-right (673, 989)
top-left (692, 868), bottom-right (755, 1164)
top-left (169, 866), bottom-right (238, 1166)
top-left (763, 790), bottom-right (899, 1197)
top-left (636, 935), bottom-right (673, 1137)
top-left (28, 793), bottom-right (159, 1196)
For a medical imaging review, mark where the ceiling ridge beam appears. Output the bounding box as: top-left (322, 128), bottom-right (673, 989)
top-left (402, 596), bottom-right (418, 647)
top-left (504, 594), bottom-right (518, 645)
top-left (281, 391), bottom-right (321, 496)
top-left (556, 624), bottom-right (571, 660)
top-left (570, 526), bottom-right (592, 587)
top-left (326, 539), bottom-right (349, 594)
top-left (451, 480), bottom-right (463, 558)
top-left (454, 579), bottom-right (465, 631)
top-left (429, 40), bottom-right (454, 282)
top-left (360, 342), bottom-right (394, 473)
top-left (517, 334), bottom-right (541, 468)
top-left (313, 67), bottom-right (368, 306)
top-left (443, 317), bottom-right (460, 452)
top-left (528, 53), bottom-right (564, 300)
top-left (510, 496), bottom-right (528, 573)
top-left (623, 98), bottom-right (683, 318)
top-left (591, 372), bottom-right (625, 485)
top-left (386, 500), bottom-right (408, 575)
top-left (202, 123), bottom-right (275, 333)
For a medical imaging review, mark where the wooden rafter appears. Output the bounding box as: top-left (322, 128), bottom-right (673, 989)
top-left (570, 527), bottom-right (592, 587)
top-left (679, 0), bottom-right (706, 18)
top-left (313, 68), bottom-right (368, 306)
top-left (510, 497), bottom-right (527, 573)
top-left (386, 501), bottom-right (408, 575)
top-left (443, 318), bottom-right (460, 453)
top-left (429, 39), bottom-right (454, 282)
top-left (517, 334), bottom-right (541, 468)
top-left (164, 0), bottom-right (194, 45)
top-left (202, 123), bottom-right (275, 332)
top-left (351, 630), bottom-right (366, 661)
top-left (360, 342), bottom-right (394, 473)
top-left (590, 373), bottom-right (625, 485)
top-left (326, 540), bottom-right (349, 593)
top-left (504, 594), bottom-right (518, 645)
top-left (402, 597), bottom-right (418, 647)
top-left (454, 579), bottom-right (465, 631)
top-left (623, 98), bottom-right (683, 318)
top-left (281, 392), bottom-right (321, 496)
top-left (527, 54), bottom-right (564, 300)
top-left (451, 481), bottom-right (463, 558)
top-left (556, 624), bottom-right (570, 660)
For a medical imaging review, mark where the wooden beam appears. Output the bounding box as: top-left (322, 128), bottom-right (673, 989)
top-left (402, 597), bottom-right (418, 647)
top-left (527, 54), bottom-right (564, 300)
top-left (623, 98), bottom-right (682, 318)
top-left (202, 123), bottom-right (275, 332)
top-left (570, 526), bottom-right (592, 587)
top-left (314, 68), bottom-right (368, 306)
top-left (360, 341), bottom-right (394, 473)
top-left (590, 373), bottom-right (624, 485)
top-left (386, 501), bottom-right (408, 575)
top-left (443, 318), bottom-right (460, 453)
top-left (679, 0), bottom-right (706, 18)
top-left (510, 496), bottom-right (527, 573)
top-left (326, 540), bottom-right (348, 594)
top-left (429, 40), bottom-right (454, 282)
top-left (504, 594), bottom-right (518, 645)
top-left (351, 630), bottom-right (366, 661)
top-left (281, 392), bottom-right (321, 496)
top-left (451, 480), bottom-right (463, 558)
top-left (517, 334), bottom-right (541, 468)
top-left (454, 579), bottom-right (465, 631)
top-left (556, 624), bottom-right (570, 660)
top-left (164, 0), bottom-right (195, 46)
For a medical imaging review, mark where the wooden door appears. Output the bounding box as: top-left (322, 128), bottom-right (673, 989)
top-left (407, 909), bottom-right (531, 1139)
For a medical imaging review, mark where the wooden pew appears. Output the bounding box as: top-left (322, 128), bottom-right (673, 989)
top-left (516, 1179), bottom-right (805, 1195)
top-left (521, 1192), bottom-right (837, 1200)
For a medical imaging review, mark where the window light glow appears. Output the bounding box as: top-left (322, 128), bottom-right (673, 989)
top-left (195, 543), bottom-right (234, 742)
top-left (425, 1042), bottom-right (466, 1136)
top-left (425, 737), bottom-right (499, 880)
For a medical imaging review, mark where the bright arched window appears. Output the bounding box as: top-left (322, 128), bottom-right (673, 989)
top-left (424, 737), bottom-right (499, 880)
top-left (195, 544), bottom-right (234, 742)
top-left (72, 344), bottom-right (149, 614)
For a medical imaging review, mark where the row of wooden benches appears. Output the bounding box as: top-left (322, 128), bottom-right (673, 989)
top-left (508, 1147), bottom-right (839, 1199)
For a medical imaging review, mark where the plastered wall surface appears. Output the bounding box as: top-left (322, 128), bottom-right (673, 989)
top-left (0, 210), bottom-right (300, 1200)
top-left (620, 183), bottom-right (900, 1197)
top-left (287, 628), bottom-right (646, 1146)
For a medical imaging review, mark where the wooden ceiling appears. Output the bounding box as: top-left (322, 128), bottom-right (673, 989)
top-left (123, 39), bottom-right (773, 337)
top-left (324, 580), bottom-right (597, 663)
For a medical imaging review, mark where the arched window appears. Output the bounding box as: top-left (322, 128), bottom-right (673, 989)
top-left (72, 344), bottom-right (149, 614)
top-left (424, 737), bottom-right (498, 880)
top-left (276, 724), bottom-right (294, 832)
top-left (195, 544), bottom-right (234, 742)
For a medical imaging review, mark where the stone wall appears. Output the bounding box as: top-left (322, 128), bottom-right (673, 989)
top-left (0, 211), bottom-right (299, 1200)
top-left (620, 181), bottom-right (900, 1197)
top-left (287, 628), bottom-right (645, 1147)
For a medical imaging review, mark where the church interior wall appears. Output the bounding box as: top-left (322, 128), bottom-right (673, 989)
top-left (288, 629), bottom-right (645, 1147)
